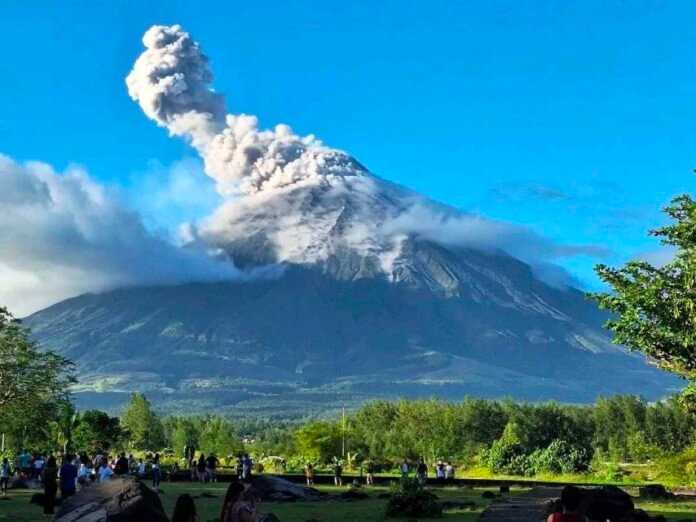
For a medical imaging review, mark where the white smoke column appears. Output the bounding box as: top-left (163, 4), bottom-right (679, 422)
top-left (127, 24), bottom-right (367, 196)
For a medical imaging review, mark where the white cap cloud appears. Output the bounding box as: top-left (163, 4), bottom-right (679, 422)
top-left (0, 155), bottom-right (238, 316)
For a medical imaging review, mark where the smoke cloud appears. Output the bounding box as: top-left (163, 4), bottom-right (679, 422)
top-left (0, 155), bottom-right (238, 316)
top-left (126, 24), bottom-right (366, 197)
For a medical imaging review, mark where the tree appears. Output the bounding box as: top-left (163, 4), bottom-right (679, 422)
top-left (121, 393), bottom-right (163, 450)
top-left (199, 418), bottom-right (239, 458)
top-left (49, 402), bottom-right (80, 453)
top-left (0, 307), bottom-right (75, 451)
top-left (295, 421), bottom-right (343, 463)
top-left (591, 194), bottom-right (696, 405)
top-left (72, 410), bottom-right (123, 452)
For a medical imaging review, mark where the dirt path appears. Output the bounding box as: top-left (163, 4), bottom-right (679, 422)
top-left (478, 487), bottom-right (562, 521)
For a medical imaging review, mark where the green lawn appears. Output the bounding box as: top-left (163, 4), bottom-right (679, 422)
top-left (0, 481), bottom-right (694, 522)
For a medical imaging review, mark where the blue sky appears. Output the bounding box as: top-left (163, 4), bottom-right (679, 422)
top-left (1, 0), bottom-right (694, 288)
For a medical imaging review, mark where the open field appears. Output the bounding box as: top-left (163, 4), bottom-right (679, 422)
top-left (0, 481), bottom-right (695, 521)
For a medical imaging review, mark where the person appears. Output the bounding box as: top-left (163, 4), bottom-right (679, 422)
top-left (365, 459), bottom-right (374, 485)
top-left (400, 459), bottom-right (409, 478)
top-left (43, 456), bottom-right (58, 515)
top-left (435, 461), bottom-right (445, 484)
top-left (197, 454), bottom-right (207, 483)
top-left (416, 458), bottom-right (428, 485)
top-left (235, 455), bottom-right (243, 480)
top-left (305, 463), bottom-right (314, 485)
top-left (547, 485), bottom-right (590, 522)
top-left (128, 454), bottom-right (137, 473)
top-left (189, 458), bottom-right (198, 482)
top-left (220, 481), bottom-right (256, 522)
top-left (77, 461), bottom-right (91, 489)
top-left (242, 454), bottom-right (253, 482)
top-left (33, 454), bottom-right (45, 481)
top-left (0, 457), bottom-right (11, 495)
top-left (445, 461), bottom-right (454, 483)
top-left (152, 453), bottom-right (162, 490)
top-left (138, 458), bottom-right (147, 476)
top-left (171, 461), bottom-right (180, 478)
top-left (59, 454), bottom-right (78, 499)
top-left (99, 458), bottom-right (114, 482)
top-left (333, 461), bottom-right (343, 486)
top-left (115, 452), bottom-right (129, 475)
top-left (172, 493), bottom-right (199, 522)
top-left (19, 449), bottom-right (31, 477)
top-left (206, 453), bottom-right (219, 483)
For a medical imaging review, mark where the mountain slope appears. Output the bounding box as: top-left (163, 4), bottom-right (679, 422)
top-left (26, 241), bottom-right (678, 418)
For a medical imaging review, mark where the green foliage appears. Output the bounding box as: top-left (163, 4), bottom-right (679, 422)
top-left (0, 307), bottom-right (76, 452)
top-left (198, 417), bottom-right (239, 458)
top-left (591, 194), bottom-right (696, 402)
top-left (295, 420), bottom-right (343, 463)
top-left (386, 478), bottom-right (442, 518)
top-left (121, 392), bottom-right (164, 450)
top-left (72, 410), bottom-right (123, 452)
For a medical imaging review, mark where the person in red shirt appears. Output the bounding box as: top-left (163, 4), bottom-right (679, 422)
top-left (547, 486), bottom-right (589, 522)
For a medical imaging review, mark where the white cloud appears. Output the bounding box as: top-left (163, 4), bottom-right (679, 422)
top-left (0, 155), bottom-right (238, 316)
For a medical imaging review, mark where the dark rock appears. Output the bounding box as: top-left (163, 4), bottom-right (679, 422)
top-left (441, 500), bottom-right (476, 510)
top-left (499, 485), bottom-right (510, 494)
top-left (249, 475), bottom-right (326, 503)
top-left (336, 490), bottom-right (369, 501)
top-left (55, 475), bottom-right (168, 522)
top-left (256, 514), bottom-right (281, 522)
top-left (638, 485), bottom-right (673, 500)
top-left (482, 491), bottom-right (496, 499)
top-left (621, 509), bottom-right (667, 522)
top-left (581, 485), bottom-right (634, 522)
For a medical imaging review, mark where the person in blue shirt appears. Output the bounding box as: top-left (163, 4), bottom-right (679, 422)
top-left (59, 454), bottom-right (78, 499)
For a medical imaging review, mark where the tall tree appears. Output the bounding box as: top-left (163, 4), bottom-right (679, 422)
top-left (121, 393), bottom-right (163, 450)
top-left (0, 307), bottom-right (75, 450)
top-left (72, 410), bottom-right (123, 452)
top-left (591, 194), bottom-right (696, 405)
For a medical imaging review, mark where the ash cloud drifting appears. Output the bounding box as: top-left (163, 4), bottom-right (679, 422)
top-left (127, 24), bottom-right (609, 283)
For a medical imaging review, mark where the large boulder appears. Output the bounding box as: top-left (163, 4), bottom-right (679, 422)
top-left (249, 475), bottom-right (326, 502)
top-left (638, 485), bottom-right (673, 500)
top-left (55, 476), bottom-right (168, 522)
top-left (581, 486), bottom-right (635, 522)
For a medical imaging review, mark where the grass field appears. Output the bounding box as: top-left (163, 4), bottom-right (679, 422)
top-left (0, 481), bottom-right (694, 521)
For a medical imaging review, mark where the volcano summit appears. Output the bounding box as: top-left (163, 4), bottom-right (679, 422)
top-left (25, 25), bottom-right (678, 416)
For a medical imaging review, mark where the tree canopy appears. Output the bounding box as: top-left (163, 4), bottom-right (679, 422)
top-left (591, 194), bottom-right (696, 403)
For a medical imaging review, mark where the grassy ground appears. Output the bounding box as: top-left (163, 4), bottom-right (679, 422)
top-left (0, 481), bottom-right (694, 521)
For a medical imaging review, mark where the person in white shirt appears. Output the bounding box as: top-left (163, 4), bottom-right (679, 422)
top-left (33, 456), bottom-right (45, 482)
top-left (400, 459), bottom-right (409, 478)
top-left (445, 461), bottom-right (455, 483)
top-left (99, 460), bottom-right (113, 482)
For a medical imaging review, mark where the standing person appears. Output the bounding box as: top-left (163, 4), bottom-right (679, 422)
top-left (172, 493), bottom-right (199, 522)
top-left (197, 454), bottom-right (207, 484)
top-left (43, 456), bottom-right (58, 515)
top-left (416, 458), bottom-right (428, 486)
top-left (0, 458), bottom-right (11, 495)
top-left (242, 454), bottom-right (253, 483)
top-left (235, 455), bottom-right (243, 480)
top-left (445, 461), bottom-right (454, 483)
top-left (59, 454), bottom-right (78, 500)
top-left (99, 458), bottom-right (114, 482)
top-left (188, 458), bottom-right (197, 482)
top-left (305, 464), bottom-right (314, 486)
top-left (137, 458), bottom-right (147, 477)
top-left (206, 453), bottom-right (219, 483)
top-left (77, 461), bottom-right (91, 489)
top-left (365, 459), bottom-right (375, 485)
top-left (32, 454), bottom-right (45, 481)
top-left (115, 452), bottom-right (129, 475)
top-left (220, 482), bottom-right (256, 522)
top-left (333, 461), bottom-right (343, 486)
top-left (152, 453), bottom-right (162, 491)
top-left (128, 454), bottom-right (137, 473)
top-left (400, 459), bottom-right (409, 478)
top-left (19, 449), bottom-right (31, 477)
top-left (435, 461), bottom-right (445, 485)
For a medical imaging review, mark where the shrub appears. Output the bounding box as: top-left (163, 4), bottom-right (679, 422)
top-left (529, 439), bottom-right (589, 474)
top-left (386, 478), bottom-right (442, 518)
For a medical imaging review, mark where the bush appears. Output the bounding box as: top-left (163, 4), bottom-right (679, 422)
top-left (386, 478), bottom-right (442, 518)
top-left (483, 439), bottom-right (524, 474)
top-left (529, 439), bottom-right (589, 474)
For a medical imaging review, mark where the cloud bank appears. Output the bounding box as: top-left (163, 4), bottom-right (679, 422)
top-left (0, 155), bottom-right (238, 316)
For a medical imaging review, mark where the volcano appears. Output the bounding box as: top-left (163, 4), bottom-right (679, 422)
top-left (24, 24), bottom-right (680, 417)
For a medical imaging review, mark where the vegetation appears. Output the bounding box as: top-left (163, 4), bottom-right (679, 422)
top-left (386, 478), bottom-right (443, 518)
top-left (592, 194), bottom-right (696, 408)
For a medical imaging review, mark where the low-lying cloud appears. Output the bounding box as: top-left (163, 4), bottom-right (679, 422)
top-left (0, 155), bottom-right (238, 316)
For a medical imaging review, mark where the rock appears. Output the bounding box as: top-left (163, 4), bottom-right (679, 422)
top-left (256, 514), bottom-right (281, 522)
top-left (499, 485), bottom-right (510, 494)
top-left (249, 475), bottom-right (327, 503)
top-left (441, 500), bottom-right (477, 510)
top-left (336, 490), bottom-right (369, 501)
top-left (638, 485), bottom-right (673, 500)
top-left (55, 475), bottom-right (168, 522)
top-left (581, 485), bottom-right (634, 522)
top-left (621, 509), bottom-right (667, 522)
top-left (482, 491), bottom-right (496, 499)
